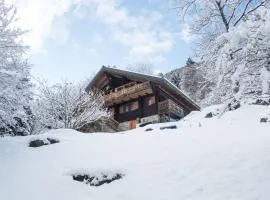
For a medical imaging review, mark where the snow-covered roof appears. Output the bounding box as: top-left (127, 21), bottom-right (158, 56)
top-left (87, 66), bottom-right (200, 110)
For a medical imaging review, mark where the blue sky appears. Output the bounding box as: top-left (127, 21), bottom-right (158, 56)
top-left (10, 0), bottom-right (194, 84)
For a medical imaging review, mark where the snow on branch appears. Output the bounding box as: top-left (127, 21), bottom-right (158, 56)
top-left (33, 80), bottom-right (110, 133)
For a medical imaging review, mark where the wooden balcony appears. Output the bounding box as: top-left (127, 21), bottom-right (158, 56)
top-left (158, 99), bottom-right (184, 117)
top-left (104, 81), bottom-right (153, 106)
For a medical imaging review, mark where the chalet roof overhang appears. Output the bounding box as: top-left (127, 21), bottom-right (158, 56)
top-left (86, 66), bottom-right (201, 111)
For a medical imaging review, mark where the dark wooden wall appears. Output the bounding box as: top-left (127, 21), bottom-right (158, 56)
top-left (114, 94), bottom-right (158, 123)
top-left (114, 99), bottom-right (140, 123)
top-left (111, 83), bottom-right (192, 123)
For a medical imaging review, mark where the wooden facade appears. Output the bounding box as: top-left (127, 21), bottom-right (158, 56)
top-left (87, 66), bottom-right (200, 130)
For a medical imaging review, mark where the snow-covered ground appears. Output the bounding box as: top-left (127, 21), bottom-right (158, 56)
top-left (1, 105), bottom-right (270, 200)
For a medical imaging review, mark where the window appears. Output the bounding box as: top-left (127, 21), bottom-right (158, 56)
top-left (119, 101), bottom-right (139, 113)
top-left (148, 96), bottom-right (156, 106)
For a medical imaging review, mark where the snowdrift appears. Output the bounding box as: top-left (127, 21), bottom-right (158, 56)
top-left (1, 105), bottom-right (270, 200)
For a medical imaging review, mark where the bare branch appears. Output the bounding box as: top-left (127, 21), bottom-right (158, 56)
top-left (233, 0), bottom-right (253, 26)
top-left (227, 0), bottom-right (242, 24)
top-left (215, 0), bottom-right (229, 32)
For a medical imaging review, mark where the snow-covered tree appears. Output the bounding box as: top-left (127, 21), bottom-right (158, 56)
top-left (172, 0), bottom-right (270, 106)
top-left (0, 1), bottom-right (33, 136)
top-left (201, 7), bottom-right (270, 105)
top-left (33, 81), bottom-right (110, 133)
top-left (166, 60), bottom-right (206, 103)
top-left (174, 0), bottom-right (268, 35)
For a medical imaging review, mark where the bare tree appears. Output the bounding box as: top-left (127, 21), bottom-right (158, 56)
top-left (71, 88), bottom-right (109, 130)
top-left (33, 80), bottom-right (110, 133)
top-left (174, 0), bottom-right (268, 55)
top-left (174, 0), bottom-right (268, 34)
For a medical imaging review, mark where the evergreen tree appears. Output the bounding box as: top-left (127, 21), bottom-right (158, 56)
top-left (186, 57), bottom-right (195, 66)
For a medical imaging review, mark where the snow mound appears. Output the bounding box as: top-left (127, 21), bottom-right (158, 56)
top-left (1, 105), bottom-right (270, 200)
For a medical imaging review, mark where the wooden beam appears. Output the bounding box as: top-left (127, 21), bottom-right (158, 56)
top-left (139, 97), bottom-right (144, 119)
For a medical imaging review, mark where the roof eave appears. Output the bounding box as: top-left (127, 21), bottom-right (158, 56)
top-left (162, 77), bottom-right (201, 110)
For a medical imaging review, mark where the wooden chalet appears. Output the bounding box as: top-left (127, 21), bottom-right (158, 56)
top-left (86, 66), bottom-right (200, 130)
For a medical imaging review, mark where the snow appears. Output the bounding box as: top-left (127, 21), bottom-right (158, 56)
top-left (166, 5), bottom-right (270, 107)
top-left (1, 105), bottom-right (270, 200)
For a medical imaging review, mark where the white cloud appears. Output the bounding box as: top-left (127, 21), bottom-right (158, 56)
top-left (92, 32), bottom-right (104, 43)
top-left (179, 23), bottom-right (194, 43)
top-left (96, 3), bottom-right (128, 25)
top-left (71, 40), bottom-right (98, 56)
top-left (86, 47), bottom-right (98, 55)
top-left (71, 40), bottom-right (81, 49)
top-left (50, 17), bottom-right (70, 44)
top-left (7, 0), bottom-right (82, 53)
top-left (8, 0), bottom-right (175, 63)
top-left (75, 0), bottom-right (174, 62)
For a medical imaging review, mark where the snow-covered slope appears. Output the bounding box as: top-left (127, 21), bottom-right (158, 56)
top-left (1, 105), bottom-right (270, 200)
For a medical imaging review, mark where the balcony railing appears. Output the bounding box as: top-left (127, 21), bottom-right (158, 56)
top-left (158, 99), bottom-right (184, 117)
top-left (104, 81), bottom-right (153, 106)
